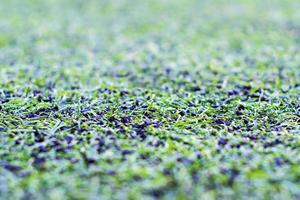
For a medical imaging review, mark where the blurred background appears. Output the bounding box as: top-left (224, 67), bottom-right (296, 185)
top-left (0, 0), bottom-right (299, 90)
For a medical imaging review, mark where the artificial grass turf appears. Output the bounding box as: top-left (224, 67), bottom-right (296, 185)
top-left (0, 0), bottom-right (300, 199)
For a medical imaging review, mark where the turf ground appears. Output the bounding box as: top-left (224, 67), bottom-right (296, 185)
top-left (0, 0), bottom-right (300, 199)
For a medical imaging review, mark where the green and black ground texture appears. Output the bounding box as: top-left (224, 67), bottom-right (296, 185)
top-left (0, 0), bottom-right (300, 199)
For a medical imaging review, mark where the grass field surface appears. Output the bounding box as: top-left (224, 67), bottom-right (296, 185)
top-left (0, 0), bottom-right (300, 199)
